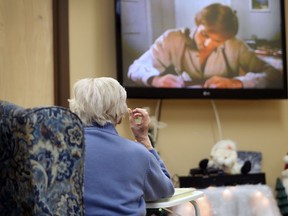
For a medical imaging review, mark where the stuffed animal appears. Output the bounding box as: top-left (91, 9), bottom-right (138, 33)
top-left (198, 139), bottom-right (251, 175)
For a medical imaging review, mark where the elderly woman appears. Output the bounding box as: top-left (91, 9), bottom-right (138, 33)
top-left (68, 77), bottom-right (174, 216)
top-left (128, 3), bottom-right (282, 89)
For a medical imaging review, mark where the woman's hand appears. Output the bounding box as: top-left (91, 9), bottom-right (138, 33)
top-left (204, 76), bottom-right (243, 88)
top-left (128, 108), bottom-right (153, 149)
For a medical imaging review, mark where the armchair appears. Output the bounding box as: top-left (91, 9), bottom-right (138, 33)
top-left (0, 100), bottom-right (85, 215)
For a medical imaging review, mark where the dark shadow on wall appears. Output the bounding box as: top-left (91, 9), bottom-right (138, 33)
top-left (53, 0), bottom-right (70, 107)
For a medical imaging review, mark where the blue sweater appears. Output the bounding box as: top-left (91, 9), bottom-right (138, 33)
top-left (84, 123), bottom-right (175, 216)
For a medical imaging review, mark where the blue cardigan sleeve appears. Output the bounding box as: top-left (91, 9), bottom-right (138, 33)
top-left (143, 149), bottom-right (175, 201)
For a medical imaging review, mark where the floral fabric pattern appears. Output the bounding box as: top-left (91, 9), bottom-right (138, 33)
top-left (0, 101), bottom-right (85, 216)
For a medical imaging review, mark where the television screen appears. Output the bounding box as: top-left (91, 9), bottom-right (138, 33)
top-left (114, 0), bottom-right (287, 99)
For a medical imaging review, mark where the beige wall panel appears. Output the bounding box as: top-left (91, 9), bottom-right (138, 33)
top-left (0, 0), bottom-right (53, 107)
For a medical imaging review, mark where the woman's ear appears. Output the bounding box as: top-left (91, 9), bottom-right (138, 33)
top-left (116, 115), bottom-right (124, 125)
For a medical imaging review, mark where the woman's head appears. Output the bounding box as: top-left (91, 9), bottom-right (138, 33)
top-left (195, 3), bottom-right (238, 39)
top-left (68, 77), bottom-right (128, 126)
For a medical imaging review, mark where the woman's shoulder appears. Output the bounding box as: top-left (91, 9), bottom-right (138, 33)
top-left (124, 138), bottom-right (149, 151)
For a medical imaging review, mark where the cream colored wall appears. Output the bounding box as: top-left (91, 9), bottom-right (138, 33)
top-left (0, 0), bottom-right (54, 107)
top-left (69, 0), bottom-right (116, 94)
top-left (69, 0), bottom-right (288, 189)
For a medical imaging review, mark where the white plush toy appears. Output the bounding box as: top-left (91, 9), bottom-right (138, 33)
top-left (201, 139), bottom-right (251, 175)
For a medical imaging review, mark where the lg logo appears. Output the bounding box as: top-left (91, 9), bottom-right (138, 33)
top-left (203, 91), bottom-right (211, 96)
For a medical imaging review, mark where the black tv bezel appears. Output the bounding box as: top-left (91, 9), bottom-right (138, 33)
top-left (114, 0), bottom-right (288, 100)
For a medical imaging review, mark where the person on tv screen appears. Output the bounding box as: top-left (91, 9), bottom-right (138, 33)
top-left (128, 3), bottom-right (282, 89)
top-left (68, 77), bottom-right (174, 216)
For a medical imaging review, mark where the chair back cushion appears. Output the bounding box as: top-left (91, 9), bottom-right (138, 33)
top-left (0, 100), bottom-right (85, 215)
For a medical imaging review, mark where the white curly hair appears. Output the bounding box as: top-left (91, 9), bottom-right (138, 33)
top-left (68, 77), bottom-right (128, 126)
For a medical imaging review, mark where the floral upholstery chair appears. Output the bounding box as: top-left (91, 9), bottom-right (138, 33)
top-left (0, 100), bottom-right (85, 216)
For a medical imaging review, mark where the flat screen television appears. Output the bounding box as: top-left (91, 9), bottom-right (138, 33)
top-left (114, 0), bottom-right (287, 99)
